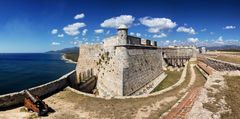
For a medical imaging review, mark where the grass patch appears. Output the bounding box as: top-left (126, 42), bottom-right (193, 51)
top-left (151, 70), bottom-right (182, 92)
top-left (64, 53), bottom-right (79, 62)
top-left (213, 55), bottom-right (240, 64)
top-left (193, 66), bottom-right (206, 87)
top-left (221, 76), bottom-right (240, 119)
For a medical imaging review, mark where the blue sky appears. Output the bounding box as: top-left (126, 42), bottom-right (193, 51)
top-left (0, 0), bottom-right (240, 53)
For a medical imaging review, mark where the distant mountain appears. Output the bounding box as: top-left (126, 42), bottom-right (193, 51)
top-left (205, 45), bottom-right (240, 51)
top-left (46, 47), bottom-right (79, 54)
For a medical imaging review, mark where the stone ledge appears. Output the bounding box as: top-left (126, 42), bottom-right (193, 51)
top-left (0, 70), bottom-right (76, 109)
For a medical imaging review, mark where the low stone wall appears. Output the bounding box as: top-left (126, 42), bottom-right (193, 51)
top-left (203, 57), bottom-right (240, 71)
top-left (0, 70), bottom-right (75, 109)
top-left (197, 61), bottom-right (215, 75)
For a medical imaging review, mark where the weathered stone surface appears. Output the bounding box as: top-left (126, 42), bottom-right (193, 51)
top-left (76, 28), bottom-right (164, 97)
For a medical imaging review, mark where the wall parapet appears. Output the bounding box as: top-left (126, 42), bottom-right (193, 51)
top-left (0, 70), bottom-right (76, 109)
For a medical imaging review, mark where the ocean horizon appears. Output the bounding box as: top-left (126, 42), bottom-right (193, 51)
top-left (0, 53), bottom-right (76, 95)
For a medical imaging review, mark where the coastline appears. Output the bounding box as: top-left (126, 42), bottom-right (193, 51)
top-left (61, 54), bottom-right (77, 64)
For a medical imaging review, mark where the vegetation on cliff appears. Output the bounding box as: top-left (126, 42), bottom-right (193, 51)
top-left (64, 53), bottom-right (79, 62)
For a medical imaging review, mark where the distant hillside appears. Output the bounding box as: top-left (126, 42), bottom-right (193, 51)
top-left (46, 47), bottom-right (79, 54)
top-left (206, 45), bottom-right (240, 51)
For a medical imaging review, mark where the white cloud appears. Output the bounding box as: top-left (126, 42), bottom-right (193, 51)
top-left (153, 33), bottom-right (167, 38)
top-left (139, 17), bottom-right (177, 33)
top-left (51, 42), bottom-right (60, 45)
top-left (74, 13), bottom-right (85, 19)
top-left (148, 27), bottom-right (161, 33)
top-left (94, 29), bottom-right (104, 34)
top-left (100, 15), bottom-right (135, 28)
top-left (51, 29), bottom-right (58, 34)
top-left (201, 28), bottom-right (207, 32)
top-left (136, 33), bottom-right (141, 37)
top-left (177, 26), bottom-right (196, 34)
top-left (63, 22), bottom-right (86, 36)
top-left (70, 40), bottom-right (81, 46)
top-left (187, 37), bottom-right (199, 43)
top-left (82, 38), bottom-right (88, 41)
top-left (214, 36), bottom-right (224, 44)
top-left (223, 25), bottom-right (236, 29)
top-left (57, 34), bottom-right (64, 37)
top-left (210, 32), bottom-right (214, 35)
top-left (82, 29), bottom-right (88, 36)
top-left (130, 32), bottom-right (135, 36)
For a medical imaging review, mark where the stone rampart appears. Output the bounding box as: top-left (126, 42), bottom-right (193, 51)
top-left (0, 70), bottom-right (75, 109)
top-left (76, 44), bottom-right (103, 83)
top-left (96, 47), bottom-right (164, 96)
top-left (123, 48), bottom-right (163, 95)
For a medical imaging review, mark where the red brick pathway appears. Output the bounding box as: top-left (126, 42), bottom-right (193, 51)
top-left (163, 87), bottom-right (202, 119)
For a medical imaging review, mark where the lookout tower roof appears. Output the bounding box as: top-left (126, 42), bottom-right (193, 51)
top-left (118, 24), bottom-right (128, 30)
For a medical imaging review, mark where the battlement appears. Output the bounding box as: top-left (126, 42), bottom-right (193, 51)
top-left (116, 26), bottom-right (157, 47)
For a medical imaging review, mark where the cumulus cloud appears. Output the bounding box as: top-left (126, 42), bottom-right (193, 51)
top-left (136, 33), bottom-right (141, 37)
top-left (177, 26), bottom-right (196, 34)
top-left (63, 22), bottom-right (86, 36)
top-left (74, 13), bottom-right (85, 19)
top-left (51, 29), bottom-right (58, 34)
top-left (82, 29), bottom-right (88, 36)
top-left (130, 32), bottom-right (135, 36)
top-left (214, 36), bottom-right (224, 44)
top-left (153, 33), bottom-right (167, 38)
top-left (100, 15), bottom-right (135, 28)
top-left (57, 34), bottom-right (64, 37)
top-left (94, 29), bottom-right (104, 34)
top-left (223, 25), bottom-right (236, 29)
top-left (139, 17), bottom-right (177, 33)
top-left (70, 40), bottom-right (81, 46)
top-left (51, 42), bottom-right (60, 45)
top-left (187, 37), bottom-right (199, 43)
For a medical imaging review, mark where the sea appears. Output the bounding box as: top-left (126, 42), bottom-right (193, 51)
top-left (0, 53), bottom-right (76, 95)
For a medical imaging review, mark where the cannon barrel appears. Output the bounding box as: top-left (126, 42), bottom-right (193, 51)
top-left (24, 90), bottom-right (38, 103)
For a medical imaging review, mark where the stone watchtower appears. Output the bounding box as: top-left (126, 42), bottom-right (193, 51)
top-left (117, 25), bottom-right (128, 45)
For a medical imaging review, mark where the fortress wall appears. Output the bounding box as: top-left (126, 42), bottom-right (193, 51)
top-left (163, 48), bottom-right (196, 57)
top-left (96, 47), bottom-right (164, 96)
top-left (76, 44), bottom-right (103, 83)
top-left (96, 47), bottom-right (128, 96)
top-left (0, 70), bottom-right (75, 109)
top-left (123, 48), bottom-right (163, 95)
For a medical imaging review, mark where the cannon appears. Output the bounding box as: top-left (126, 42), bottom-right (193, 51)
top-left (23, 90), bottom-right (49, 116)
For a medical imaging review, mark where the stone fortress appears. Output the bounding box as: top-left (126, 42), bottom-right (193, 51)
top-left (76, 25), bottom-right (198, 97)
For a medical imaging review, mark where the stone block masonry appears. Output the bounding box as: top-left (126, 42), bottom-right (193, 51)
top-left (76, 44), bottom-right (103, 83)
top-left (123, 49), bottom-right (163, 95)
